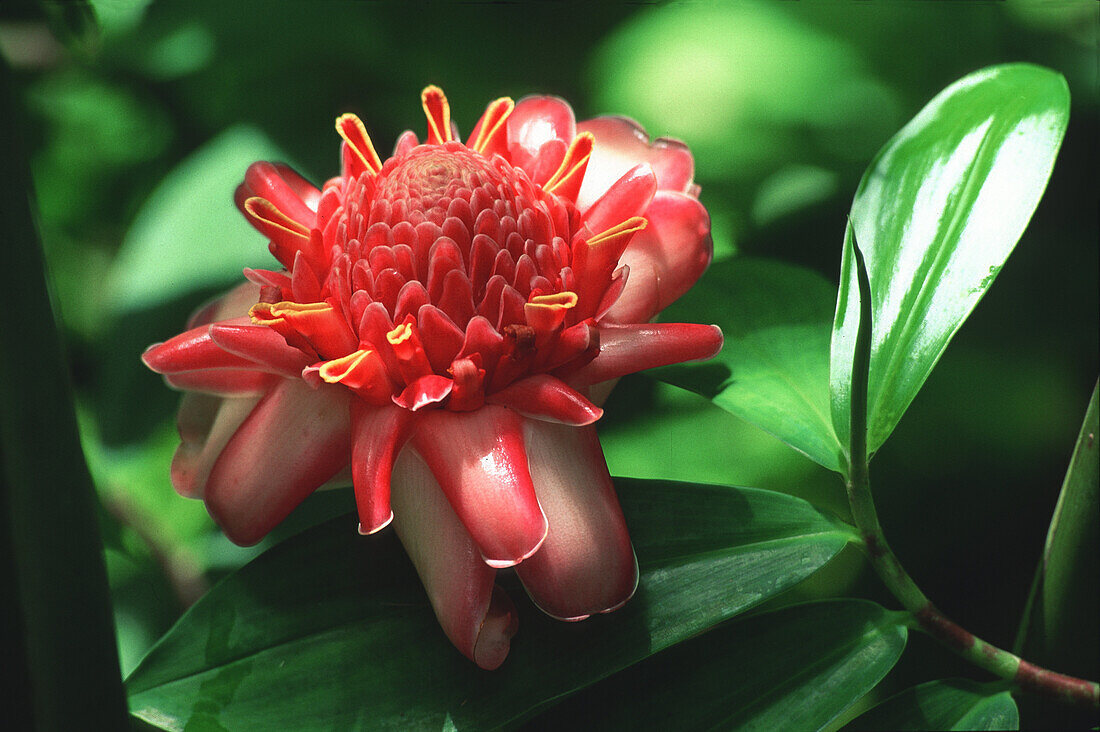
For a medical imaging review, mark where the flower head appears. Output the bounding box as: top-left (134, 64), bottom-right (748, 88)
top-left (143, 86), bottom-right (722, 669)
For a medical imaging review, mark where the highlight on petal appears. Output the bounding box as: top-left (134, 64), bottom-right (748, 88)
top-left (515, 420), bottom-right (638, 620)
top-left (350, 403), bottom-right (414, 535)
top-left (391, 449), bottom-right (517, 669)
top-left (576, 115), bottom-right (696, 210)
top-left (506, 94), bottom-right (577, 170)
top-left (411, 406), bottom-right (547, 568)
top-left (486, 374), bottom-right (602, 425)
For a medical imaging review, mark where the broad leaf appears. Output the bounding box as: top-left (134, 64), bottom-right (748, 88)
top-left (106, 125), bottom-right (293, 313)
top-left (1017, 381), bottom-right (1098, 676)
top-left (127, 479), bottom-right (854, 730)
top-left (847, 678), bottom-right (1019, 731)
top-left (533, 599), bottom-right (907, 731)
top-left (831, 64), bottom-right (1070, 459)
top-left (657, 257), bottom-right (843, 472)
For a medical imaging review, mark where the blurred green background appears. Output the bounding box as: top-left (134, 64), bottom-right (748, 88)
top-left (2, 0), bottom-right (1096, 727)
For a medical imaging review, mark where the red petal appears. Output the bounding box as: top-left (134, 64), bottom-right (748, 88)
top-left (241, 161), bottom-right (317, 227)
top-left (164, 369), bottom-right (275, 396)
top-left (143, 325), bottom-right (258, 374)
top-left (351, 402), bottom-right (415, 534)
top-left (486, 374), bottom-right (602, 426)
top-left (392, 374), bottom-right (453, 411)
top-left (391, 450), bottom-right (517, 670)
top-left (411, 406), bottom-right (547, 568)
top-left (576, 116), bottom-right (695, 210)
top-left (515, 421), bottom-right (637, 620)
top-left (566, 322), bottom-right (724, 387)
top-left (204, 380), bottom-right (352, 546)
top-left (605, 191), bottom-right (713, 324)
top-left (506, 95), bottom-right (576, 171)
top-left (209, 321), bottom-right (313, 377)
top-left (271, 163), bottom-right (321, 212)
top-left (581, 163), bottom-right (656, 236)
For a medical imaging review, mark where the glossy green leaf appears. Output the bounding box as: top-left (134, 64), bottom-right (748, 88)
top-left (127, 479), bottom-right (854, 730)
top-left (1017, 381), bottom-right (1098, 676)
top-left (847, 679), bottom-right (1019, 731)
top-left (106, 125), bottom-right (293, 314)
top-left (535, 599), bottom-right (907, 731)
top-left (830, 64), bottom-right (1070, 459)
top-left (657, 257), bottom-right (843, 472)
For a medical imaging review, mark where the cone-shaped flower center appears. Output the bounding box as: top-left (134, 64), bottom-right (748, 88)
top-left (215, 89), bottom-right (668, 423)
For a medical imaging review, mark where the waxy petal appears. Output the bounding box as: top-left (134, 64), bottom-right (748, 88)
top-left (209, 321), bottom-right (314, 377)
top-left (515, 421), bottom-right (638, 620)
top-left (411, 406), bottom-right (547, 568)
top-left (506, 95), bottom-right (576, 171)
top-left (605, 191), bottom-right (714, 324)
top-left (204, 380), bottom-right (352, 545)
top-left (351, 403), bottom-right (414, 534)
top-left (143, 325), bottom-right (258, 374)
top-left (486, 374), bottom-right (602, 426)
top-left (576, 115), bottom-right (695, 210)
top-left (566, 322), bottom-right (724, 387)
top-left (391, 450), bottom-right (517, 670)
top-left (580, 163), bottom-right (656, 236)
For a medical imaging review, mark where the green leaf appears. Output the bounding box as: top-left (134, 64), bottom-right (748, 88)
top-left (589, 2), bottom-right (899, 180)
top-left (537, 599), bottom-right (907, 731)
top-left (106, 125), bottom-right (294, 314)
top-left (127, 479), bottom-right (854, 730)
top-left (657, 257), bottom-right (843, 472)
top-left (830, 64), bottom-right (1070, 458)
top-left (847, 679), bottom-right (1019, 731)
top-left (1017, 380), bottom-right (1098, 677)
top-left (0, 58), bottom-right (128, 729)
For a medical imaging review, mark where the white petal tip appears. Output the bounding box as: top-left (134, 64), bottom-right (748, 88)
top-left (357, 512), bottom-right (394, 536)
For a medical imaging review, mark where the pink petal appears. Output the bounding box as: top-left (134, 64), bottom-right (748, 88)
top-left (506, 95), bottom-right (576, 171)
top-left (604, 191), bottom-right (713, 324)
top-left (486, 374), bottom-right (603, 426)
top-left (576, 116), bottom-right (696, 210)
top-left (411, 406), bottom-right (548, 568)
top-left (515, 421), bottom-right (638, 620)
top-left (186, 282), bottom-right (261, 330)
top-left (170, 394), bottom-right (261, 499)
top-left (581, 163), bottom-right (656, 237)
top-left (204, 379), bottom-right (352, 546)
top-left (391, 450), bottom-right (518, 670)
top-left (351, 402), bottom-right (415, 534)
top-left (565, 322), bottom-right (724, 387)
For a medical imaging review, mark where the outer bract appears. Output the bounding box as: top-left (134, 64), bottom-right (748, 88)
top-left (143, 86), bottom-right (721, 669)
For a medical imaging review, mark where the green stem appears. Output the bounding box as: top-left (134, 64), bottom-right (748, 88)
top-left (844, 232), bottom-right (1098, 709)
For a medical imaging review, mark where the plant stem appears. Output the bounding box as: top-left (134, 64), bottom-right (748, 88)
top-left (844, 234), bottom-right (1099, 709)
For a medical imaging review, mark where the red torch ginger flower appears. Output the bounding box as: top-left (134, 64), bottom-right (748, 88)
top-left (143, 86), bottom-right (721, 669)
